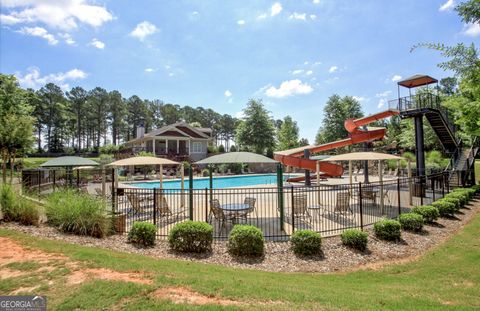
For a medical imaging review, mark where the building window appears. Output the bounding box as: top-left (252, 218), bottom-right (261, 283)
top-left (192, 142), bottom-right (203, 153)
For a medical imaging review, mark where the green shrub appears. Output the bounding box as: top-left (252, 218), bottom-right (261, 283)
top-left (46, 190), bottom-right (111, 238)
top-left (411, 205), bottom-right (439, 223)
top-left (452, 188), bottom-right (476, 200)
top-left (228, 225), bottom-right (264, 257)
top-left (17, 198), bottom-right (40, 226)
top-left (445, 192), bottom-right (467, 206)
top-left (398, 213), bottom-right (424, 232)
top-left (218, 145), bottom-right (225, 153)
top-left (472, 185), bottom-right (480, 193)
top-left (0, 184), bottom-right (18, 221)
top-left (128, 221), bottom-right (157, 247)
top-left (341, 229), bottom-right (368, 251)
top-left (168, 221), bottom-right (213, 253)
top-left (374, 219), bottom-right (401, 241)
top-left (290, 230), bottom-right (322, 256)
top-left (440, 197), bottom-right (461, 211)
top-left (431, 200), bottom-right (457, 217)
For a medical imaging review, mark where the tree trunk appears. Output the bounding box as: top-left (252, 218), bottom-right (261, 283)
top-left (37, 126), bottom-right (42, 152)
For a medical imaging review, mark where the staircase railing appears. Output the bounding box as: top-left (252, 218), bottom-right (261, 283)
top-left (462, 136), bottom-right (479, 185)
top-left (388, 93), bottom-right (458, 143)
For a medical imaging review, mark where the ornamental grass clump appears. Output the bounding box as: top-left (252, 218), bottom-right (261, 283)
top-left (431, 200), bottom-right (457, 217)
top-left (341, 229), bottom-right (368, 251)
top-left (228, 225), bottom-right (264, 257)
top-left (168, 221), bottom-right (213, 253)
top-left (398, 213), bottom-right (424, 232)
top-left (0, 184), bottom-right (18, 221)
top-left (17, 197), bottom-right (40, 226)
top-left (46, 190), bottom-right (111, 238)
top-left (374, 219), bottom-right (401, 241)
top-left (290, 230), bottom-right (322, 256)
top-left (411, 205), bottom-right (439, 223)
top-left (128, 221), bottom-right (157, 247)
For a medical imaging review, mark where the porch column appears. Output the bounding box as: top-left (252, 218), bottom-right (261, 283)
top-left (153, 138), bottom-right (156, 156)
top-left (166, 139), bottom-right (169, 154)
top-left (188, 140), bottom-right (191, 155)
top-left (177, 140), bottom-right (179, 154)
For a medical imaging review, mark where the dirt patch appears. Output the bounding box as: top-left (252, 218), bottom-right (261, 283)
top-left (67, 268), bottom-right (152, 285)
top-left (0, 268), bottom-right (29, 279)
top-left (153, 287), bottom-right (241, 306)
top-left (0, 237), bottom-right (66, 266)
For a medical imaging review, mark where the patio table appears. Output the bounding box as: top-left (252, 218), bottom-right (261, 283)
top-left (220, 203), bottom-right (251, 223)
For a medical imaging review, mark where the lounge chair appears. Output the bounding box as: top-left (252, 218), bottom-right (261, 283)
top-left (285, 194), bottom-right (312, 224)
top-left (155, 191), bottom-right (187, 219)
top-left (334, 192), bottom-right (353, 215)
top-left (126, 192), bottom-right (148, 214)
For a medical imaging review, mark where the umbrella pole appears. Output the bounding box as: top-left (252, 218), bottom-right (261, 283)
top-left (180, 163), bottom-right (185, 207)
top-left (379, 160), bottom-right (384, 214)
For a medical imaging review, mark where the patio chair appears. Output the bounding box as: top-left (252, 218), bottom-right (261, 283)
top-left (237, 197), bottom-right (257, 221)
top-left (126, 192), bottom-right (149, 214)
top-left (209, 199), bottom-right (234, 229)
top-left (334, 192), bottom-right (353, 215)
top-left (285, 194), bottom-right (312, 224)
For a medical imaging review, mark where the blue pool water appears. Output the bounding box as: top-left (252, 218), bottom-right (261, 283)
top-left (128, 174), bottom-right (297, 190)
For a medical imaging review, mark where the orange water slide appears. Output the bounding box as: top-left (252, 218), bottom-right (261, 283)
top-left (274, 109), bottom-right (399, 178)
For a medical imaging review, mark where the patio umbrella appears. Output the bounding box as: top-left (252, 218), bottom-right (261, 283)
top-left (195, 152), bottom-right (278, 164)
top-left (321, 152), bottom-right (404, 214)
top-left (40, 156), bottom-right (99, 187)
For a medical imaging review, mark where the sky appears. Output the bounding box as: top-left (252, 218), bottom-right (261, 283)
top-left (1, 0), bottom-right (479, 143)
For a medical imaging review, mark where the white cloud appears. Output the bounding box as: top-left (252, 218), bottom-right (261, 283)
top-left (391, 75), bottom-right (402, 82)
top-left (16, 67), bottom-right (87, 89)
top-left (192, 11), bottom-right (199, 15)
top-left (0, 0), bottom-right (113, 30)
top-left (304, 61), bottom-right (309, 65)
top-left (130, 21), bottom-right (158, 41)
top-left (265, 79), bottom-right (313, 98)
top-left (310, 14), bottom-right (317, 20)
top-left (292, 69), bottom-right (304, 75)
top-left (376, 90), bottom-right (392, 97)
top-left (463, 23), bottom-right (480, 37)
top-left (237, 19), bottom-right (245, 25)
top-left (353, 96), bottom-right (366, 102)
top-left (271, 2), bottom-right (282, 16)
top-left (18, 26), bottom-right (58, 45)
top-left (144, 68), bottom-right (156, 73)
top-left (235, 111), bottom-right (245, 119)
top-left (257, 13), bottom-right (267, 20)
top-left (306, 70), bottom-right (313, 75)
top-left (168, 72), bottom-right (174, 77)
top-left (439, 0), bottom-right (455, 11)
top-left (328, 66), bottom-right (338, 73)
top-left (377, 98), bottom-right (386, 108)
top-left (58, 33), bottom-right (75, 45)
top-left (313, 61), bottom-right (322, 66)
top-left (89, 38), bottom-right (105, 49)
top-left (313, 0), bottom-right (321, 4)
top-left (224, 90), bottom-right (232, 97)
top-left (289, 12), bottom-right (306, 20)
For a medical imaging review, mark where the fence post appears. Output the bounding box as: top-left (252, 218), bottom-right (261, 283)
top-left (290, 187), bottom-right (295, 233)
top-left (52, 170), bottom-right (56, 191)
top-left (37, 169), bottom-right (40, 197)
top-left (359, 182), bottom-right (364, 231)
top-left (277, 163), bottom-right (284, 231)
top-left (153, 188), bottom-right (157, 226)
top-left (205, 188), bottom-right (208, 222)
top-left (397, 178), bottom-right (401, 216)
top-left (432, 176), bottom-right (435, 202)
top-left (188, 167), bottom-right (193, 221)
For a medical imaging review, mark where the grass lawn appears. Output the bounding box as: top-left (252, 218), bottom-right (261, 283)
top-left (1, 210), bottom-right (480, 310)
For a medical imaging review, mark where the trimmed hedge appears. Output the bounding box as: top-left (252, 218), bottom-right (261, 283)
top-left (290, 230), bottom-right (322, 256)
top-left (398, 213), bottom-right (424, 232)
top-left (128, 221), bottom-right (157, 247)
top-left (440, 197), bottom-right (462, 211)
top-left (452, 187), bottom-right (476, 200)
top-left (411, 205), bottom-right (439, 223)
top-left (228, 225), bottom-right (264, 257)
top-left (431, 200), bottom-right (457, 217)
top-left (168, 221), bottom-right (213, 253)
top-left (444, 192), bottom-right (467, 207)
top-left (374, 219), bottom-right (401, 241)
top-left (341, 229), bottom-right (368, 251)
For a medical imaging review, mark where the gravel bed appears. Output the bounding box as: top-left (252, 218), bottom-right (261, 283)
top-left (2, 198), bottom-right (479, 273)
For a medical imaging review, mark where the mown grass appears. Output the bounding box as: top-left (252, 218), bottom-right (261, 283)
top-left (1, 209), bottom-right (480, 310)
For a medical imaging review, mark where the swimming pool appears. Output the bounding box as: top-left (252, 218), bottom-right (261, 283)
top-left (127, 174), bottom-right (298, 190)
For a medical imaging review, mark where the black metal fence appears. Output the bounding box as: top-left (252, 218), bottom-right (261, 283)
top-left (113, 171), bottom-right (458, 240)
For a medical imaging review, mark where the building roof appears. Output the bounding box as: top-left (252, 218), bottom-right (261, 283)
top-left (397, 74), bottom-right (438, 88)
top-left (126, 122), bottom-right (211, 144)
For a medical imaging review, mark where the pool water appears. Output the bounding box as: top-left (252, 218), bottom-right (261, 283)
top-left (128, 174), bottom-right (298, 190)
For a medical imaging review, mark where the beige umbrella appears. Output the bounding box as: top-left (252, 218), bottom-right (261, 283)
top-left (107, 156), bottom-right (182, 204)
top-left (321, 152), bottom-right (405, 214)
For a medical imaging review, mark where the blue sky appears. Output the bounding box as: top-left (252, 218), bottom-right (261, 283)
top-left (1, 0), bottom-right (479, 142)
